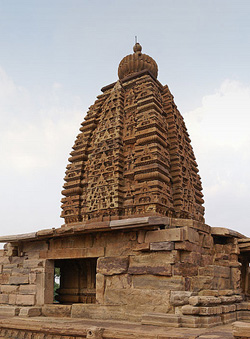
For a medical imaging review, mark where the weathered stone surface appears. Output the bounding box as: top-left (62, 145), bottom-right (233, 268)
top-left (0, 306), bottom-right (19, 316)
top-left (42, 304), bottom-right (72, 317)
top-left (0, 284), bottom-right (18, 293)
top-left (173, 263), bottom-right (198, 277)
top-left (96, 273), bottom-right (105, 304)
top-left (128, 252), bottom-right (174, 276)
top-left (19, 284), bottom-right (36, 295)
top-left (104, 287), bottom-right (171, 313)
top-left (9, 275), bottom-right (29, 285)
top-left (40, 247), bottom-right (105, 259)
top-left (141, 313), bottom-right (181, 328)
top-left (97, 257), bottom-right (128, 275)
top-left (145, 228), bottom-right (185, 243)
top-left (105, 274), bottom-right (131, 290)
top-left (150, 241), bottom-right (174, 251)
top-left (233, 321), bottom-right (250, 338)
top-left (133, 275), bottom-right (185, 291)
top-left (19, 307), bottom-right (41, 317)
top-left (189, 296), bottom-right (221, 306)
top-left (0, 294), bottom-right (9, 304)
top-left (0, 273), bottom-right (10, 284)
top-left (86, 326), bottom-right (104, 339)
top-left (16, 294), bottom-right (35, 306)
top-left (170, 291), bottom-right (194, 306)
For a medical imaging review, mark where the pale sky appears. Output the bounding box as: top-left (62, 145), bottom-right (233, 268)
top-left (0, 0), bottom-right (250, 240)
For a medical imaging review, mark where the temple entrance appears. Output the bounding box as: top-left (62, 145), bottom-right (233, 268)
top-left (54, 258), bottom-right (97, 304)
top-left (239, 253), bottom-right (250, 297)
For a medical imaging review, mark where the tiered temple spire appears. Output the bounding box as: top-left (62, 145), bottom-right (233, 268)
top-left (61, 43), bottom-right (204, 224)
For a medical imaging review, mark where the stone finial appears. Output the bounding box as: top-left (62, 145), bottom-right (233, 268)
top-left (133, 42), bottom-right (142, 53)
top-left (118, 43), bottom-right (158, 80)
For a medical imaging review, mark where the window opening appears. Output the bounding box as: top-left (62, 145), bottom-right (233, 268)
top-left (54, 258), bottom-right (97, 304)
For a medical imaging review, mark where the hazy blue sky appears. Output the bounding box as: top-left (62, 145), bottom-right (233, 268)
top-left (1, 0), bottom-right (250, 239)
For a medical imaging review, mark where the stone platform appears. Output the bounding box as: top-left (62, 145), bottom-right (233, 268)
top-left (0, 316), bottom-right (238, 339)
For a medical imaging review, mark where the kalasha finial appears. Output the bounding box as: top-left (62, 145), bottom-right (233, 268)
top-left (133, 41), bottom-right (142, 53)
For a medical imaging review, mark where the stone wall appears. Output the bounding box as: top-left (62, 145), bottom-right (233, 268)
top-left (0, 218), bottom-right (248, 327)
top-left (0, 240), bottom-right (53, 316)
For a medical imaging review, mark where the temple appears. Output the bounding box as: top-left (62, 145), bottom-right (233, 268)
top-left (0, 44), bottom-right (250, 338)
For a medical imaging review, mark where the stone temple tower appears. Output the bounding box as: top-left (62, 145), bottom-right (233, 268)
top-left (61, 43), bottom-right (204, 225)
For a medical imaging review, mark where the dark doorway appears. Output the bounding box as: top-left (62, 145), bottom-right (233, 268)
top-left (54, 258), bottom-right (97, 304)
top-left (239, 254), bottom-right (250, 297)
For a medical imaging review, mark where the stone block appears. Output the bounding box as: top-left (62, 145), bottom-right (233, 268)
top-left (181, 251), bottom-right (202, 265)
top-left (22, 241), bottom-right (48, 253)
top-left (189, 296), bottom-right (221, 306)
top-left (0, 294), bottom-right (9, 304)
top-left (104, 288), bottom-right (171, 313)
top-left (0, 273), bottom-right (10, 284)
top-left (182, 305), bottom-right (199, 315)
top-left (9, 275), bottom-right (29, 285)
top-left (105, 274), bottom-right (131, 290)
top-left (29, 273), bottom-right (37, 284)
top-left (233, 321), bottom-right (250, 339)
top-left (170, 218), bottom-right (210, 234)
top-left (8, 294), bottom-right (17, 305)
top-left (199, 306), bottom-right (222, 315)
top-left (145, 228), bottom-right (184, 243)
top-left (141, 313), bottom-right (181, 327)
top-left (42, 304), bottom-right (72, 317)
top-left (170, 291), bottom-right (193, 306)
top-left (180, 315), bottom-right (202, 328)
top-left (0, 285), bottom-right (19, 294)
top-left (174, 241), bottom-right (200, 252)
top-left (202, 234), bottom-right (214, 248)
top-left (133, 243), bottom-right (150, 251)
top-left (191, 276), bottom-right (213, 292)
top-left (105, 241), bottom-right (133, 257)
top-left (71, 304), bottom-right (136, 322)
top-left (16, 294), bottom-right (35, 306)
top-left (183, 227), bottom-right (200, 244)
top-left (97, 256), bottom-right (128, 275)
top-left (198, 290), bottom-right (219, 297)
top-left (133, 275), bottom-right (185, 291)
top-left (199, 315), bottom-right (222, 328)
top-left (128, 252), bottom-right (174, 276)
top-left (19, 307), bottom-right (41, 317)
top-left (0, 305), bottom-right (20, 316)
top-left (96, 273), bottom-right (105, 304)
top-left (137, 230), bottom-right (146, 244)
top-left (149, 241), bottom-right (174, 251)
top-left (40, 247), bottom-right (105, 259)
top-left (23, 259), bottom-right (45, 269)
top-left (173, 263), bottom-right (198, 277)
top-left (222, 304), bottom-right (236, 313)
top-left (19, 284), bottom-right (36, 295)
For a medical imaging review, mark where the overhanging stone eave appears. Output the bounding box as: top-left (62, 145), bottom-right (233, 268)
top-left (0, 216), bottom-right (170, 243)
top-left (1, 219), bottom-right (246, 244)
top-left (211, 226), bottom-right (246, 239)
